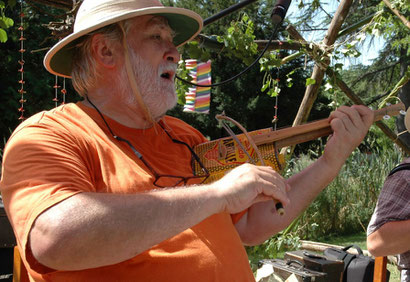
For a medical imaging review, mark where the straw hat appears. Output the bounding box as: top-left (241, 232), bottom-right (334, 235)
top-left (44, 0), bottom-right (203, 78)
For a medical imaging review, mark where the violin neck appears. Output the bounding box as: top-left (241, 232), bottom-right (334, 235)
top-left (252, 103), bottom-right (405, 149)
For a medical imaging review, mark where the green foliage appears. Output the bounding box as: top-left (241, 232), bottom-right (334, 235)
top-left (0, 0), bottom-right (15, 43)
top-left (297, 152), bottom-right (385, 238)
top-left (322, 60), bottom-right (404, 112)
top-left (379, 68), bottom-right (410, 108)
top-left (261, 72), bottom-right (281, 97)
top-left (216, 13), bottom-right (258, 65)
top-left (175, 60), bottom-right (190, 105)
top-left (296, 134), bottom-right (402, 239)
top-left (184, 40), bottom-right (212, 62)
top-left (0, 3), bottom-right (80, 146)
top-left (367, 1), bottom-right (409, 54)
top-left (247, 232), bottom-right (301, 271)
top-left (259, 52), bottom-right (282, 97)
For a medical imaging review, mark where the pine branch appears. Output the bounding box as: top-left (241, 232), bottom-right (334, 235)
top-left (351, 60), bottom-right (403, 86)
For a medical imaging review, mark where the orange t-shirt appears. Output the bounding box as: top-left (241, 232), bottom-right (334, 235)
top-left (0, 102), bottom-right (255, 282)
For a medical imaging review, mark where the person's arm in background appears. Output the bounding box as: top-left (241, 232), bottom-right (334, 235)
top-left (367, 219), bottom-right (410, 257)
top-left (367, 159), bottom-right (410, 257)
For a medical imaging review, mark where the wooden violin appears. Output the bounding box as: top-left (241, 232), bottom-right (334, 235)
top-left (193, 102), bottom-right (405, 181)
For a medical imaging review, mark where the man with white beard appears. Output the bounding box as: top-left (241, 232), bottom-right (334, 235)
top-left (0, 0), bottom-right (373, 281)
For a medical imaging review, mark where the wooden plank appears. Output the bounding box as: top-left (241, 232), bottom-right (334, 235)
top-left (13, 246), bottom-right (29, 282)
top-left (373, 256), bottom-right (388, 282)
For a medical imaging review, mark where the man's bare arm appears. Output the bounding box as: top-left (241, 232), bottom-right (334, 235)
top-left (367, 219), bottom-right (410, 257)
top-left (234, 105), bottom-right (374, 245)
top-left (30, 164), bottom-right (288, 271)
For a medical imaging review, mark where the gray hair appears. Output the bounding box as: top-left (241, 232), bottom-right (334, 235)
top-left (71, 20), bottom-right (133, 97)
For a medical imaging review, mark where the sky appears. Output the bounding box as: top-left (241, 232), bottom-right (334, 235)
top-left (285, 0), bottom-right (385, 67)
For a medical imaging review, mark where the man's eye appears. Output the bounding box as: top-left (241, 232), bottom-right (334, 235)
top-left (152, 35), bottom-right (162, 40)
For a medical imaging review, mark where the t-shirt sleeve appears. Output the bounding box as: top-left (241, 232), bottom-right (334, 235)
top-left (367, 170), bottom-right (410, 236)
top-left (0, 124), bottom-right (95, 272)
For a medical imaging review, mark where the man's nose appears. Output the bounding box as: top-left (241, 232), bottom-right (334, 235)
top-left (164, 44), bottom-right (180, 63)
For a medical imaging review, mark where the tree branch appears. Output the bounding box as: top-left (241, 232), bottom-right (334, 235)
top-left (25, 0), bottom-right (77, 11)
top-left (351, 60), bottom-right (403, 87)
top-left (382, 0), bottom-right (410, 29)
top-left (25, 0), bottom-right (67, 18)
top-left (25, 0), bottom-right (82, 39)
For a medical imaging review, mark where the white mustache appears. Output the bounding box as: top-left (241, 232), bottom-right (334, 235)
top-left (158, 63), bottom-right (177, 77)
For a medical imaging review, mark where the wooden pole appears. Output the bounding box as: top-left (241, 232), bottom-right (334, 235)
top-left (279, 0), bottom-right (353, 157)
top-left (291, 0), bottom-right (354, 126)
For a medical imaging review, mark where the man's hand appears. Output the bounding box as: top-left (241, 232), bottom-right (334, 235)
top-left (323, 105), bottom-right (373, 168)
top-left (210, 163), bottom-right (290, 214)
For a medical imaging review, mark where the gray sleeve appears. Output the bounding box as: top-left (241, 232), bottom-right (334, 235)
top-left (367, 170), bottom-right (410, 236)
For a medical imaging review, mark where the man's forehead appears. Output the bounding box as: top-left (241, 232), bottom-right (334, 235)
top-left (133, 15), bottom-right (172, 30)
top-left (125, 15), bottom-right (175, 40)
top-left (147, 15), bottom-right (169, 26)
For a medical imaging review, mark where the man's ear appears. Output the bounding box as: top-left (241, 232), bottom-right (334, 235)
top-left (90, 34), bottom-right (118, 69)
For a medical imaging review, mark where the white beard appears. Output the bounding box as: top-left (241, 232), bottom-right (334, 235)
top-left (116, 49), bottom-right (178, 120)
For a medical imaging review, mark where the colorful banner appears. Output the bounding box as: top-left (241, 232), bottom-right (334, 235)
top-left (183, 59), bottom-right (211, 114)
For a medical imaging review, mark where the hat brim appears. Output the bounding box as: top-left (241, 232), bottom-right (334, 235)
top-left (44, 7), bottom-right (203, 78)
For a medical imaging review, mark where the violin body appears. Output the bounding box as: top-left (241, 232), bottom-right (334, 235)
top-left (193, 128), bottom-right (284, 183)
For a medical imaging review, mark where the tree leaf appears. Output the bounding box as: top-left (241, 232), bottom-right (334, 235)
top-left (306, 78), bottom-right (316, 86)
top-left (0, 28), bottom-right (7, 43)
top-left (261, 82), bottom-right (269, 92)
top-left (0, 16), bottom-right (13, 29)
top-left (0, 19), bottom-right (6, 29)
top-left (4, 17), bottom-right (13, 27)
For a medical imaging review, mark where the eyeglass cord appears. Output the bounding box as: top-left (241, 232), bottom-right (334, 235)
top-left (84, 96), bottom-right (208, 176)
top-left (85, 95), bottom-right (143, 158)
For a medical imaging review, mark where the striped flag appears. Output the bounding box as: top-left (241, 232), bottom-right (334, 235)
top-left (183, 59), bottom-right (211, 114)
